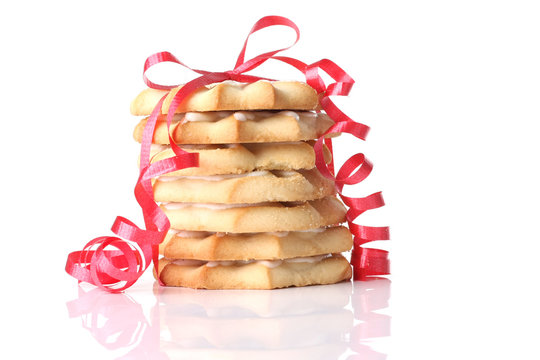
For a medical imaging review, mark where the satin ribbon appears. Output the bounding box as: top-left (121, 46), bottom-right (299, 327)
top-left (65, 15), bottom-right (389, 292)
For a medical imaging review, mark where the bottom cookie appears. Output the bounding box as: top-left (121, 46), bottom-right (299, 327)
top-left (156, 254), bottom-right (352, 290)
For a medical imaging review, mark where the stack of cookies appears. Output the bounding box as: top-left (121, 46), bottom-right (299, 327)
top-left (130, 80), bottom-right (353, 289)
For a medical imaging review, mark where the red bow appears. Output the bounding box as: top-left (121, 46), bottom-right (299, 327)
top-left (65, 15), bottom-right (389, 292)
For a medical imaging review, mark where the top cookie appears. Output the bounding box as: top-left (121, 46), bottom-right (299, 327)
top-left (130, 80), bottom-right (319, 115)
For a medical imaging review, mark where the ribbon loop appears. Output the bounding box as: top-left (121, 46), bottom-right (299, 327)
top-left (143, 51), bottom-right (212, 90)
top-left (335, 153), bottom-right (373, 187)
top-left (233, 15), bottom-right (300, 73)
top-left (342, 192), bottom-right (386, 214)
top-left (306, 59), bottom-right (354, 94)
top-left (314, 121), bottom-right (371, 183)
top-left (66, 236), bottom-right (145, 293)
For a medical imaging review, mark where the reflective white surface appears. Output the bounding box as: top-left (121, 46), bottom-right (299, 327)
top-left (65, 279), bottom-right (391, 360)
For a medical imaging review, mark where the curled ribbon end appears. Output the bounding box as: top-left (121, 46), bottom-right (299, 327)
top-left (66, 236), bottom-right (144, 293)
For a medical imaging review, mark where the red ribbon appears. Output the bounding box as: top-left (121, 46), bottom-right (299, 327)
top-left (65, 15), bottom-right (389, 292)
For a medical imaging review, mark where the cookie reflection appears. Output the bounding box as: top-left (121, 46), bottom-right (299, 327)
top-left (67, 279), bottom-right (390, 359)
top-left (155, 282), bottom-right (352, 359)
top-left (349, 278), bottom-right (391, 359)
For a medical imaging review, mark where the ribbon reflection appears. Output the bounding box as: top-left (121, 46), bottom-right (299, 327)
top-left (66, 286), bottom-right (167, 359)
top-left (349, 278), bottom-right (391, 359)
top-left (67, 279), bottom-right (390, 359)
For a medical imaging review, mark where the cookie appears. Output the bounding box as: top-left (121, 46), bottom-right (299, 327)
top-left (153, 169), bottom-right (335, 204)
top-left (156, 253), bottom-right (352, 289)
top-left (147, 141), bottom-right (332, 177)
top-left (130, 80), bottom-right (319, 115)
top-left (133, 111), bottom-right (334, 144)
top-left (159, 226), bottom-right (352, 261)
top-left (160, 196), bottom-right (347, 233)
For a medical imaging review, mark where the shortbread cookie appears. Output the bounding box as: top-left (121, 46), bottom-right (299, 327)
top-left (160, 226), bottom-right (352, 261)
top-left (148, 141), bottom-right (332, 177)
top-left (156, 254), bottom-right (352, 289)
top-left (160, 196), bottom-right (346, 233)
top-left (133, 111), bottom-right (334, 144)
top-left (153, 169), bottom-right (335, 203)
top-left (130, 81), bottom-right (319, 115)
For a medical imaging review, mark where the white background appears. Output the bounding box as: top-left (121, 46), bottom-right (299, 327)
top-left (1, 0), bottom-right (539, 359)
